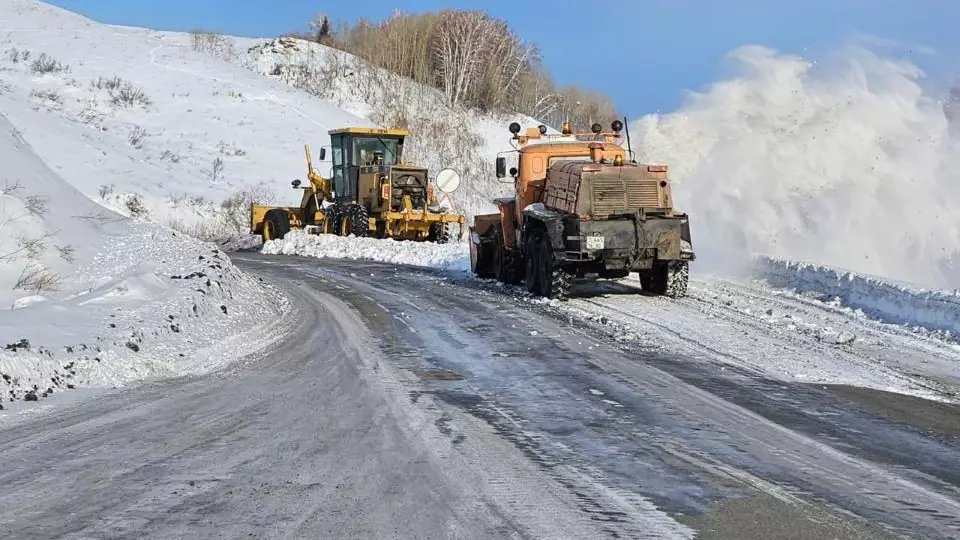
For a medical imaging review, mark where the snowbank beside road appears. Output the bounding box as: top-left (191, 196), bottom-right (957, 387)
top-left (756, 256), bottom-right (960, 340)
top-left (261, 230), bottom-right (470, 272)
top-left (1, 223), bottom-right (292, 406)
top-left (0, 111), bottom-right (290, 409)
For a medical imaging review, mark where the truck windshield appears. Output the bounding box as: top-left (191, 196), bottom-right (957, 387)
top-left (353, 137), bottom-right (398, 166)
top-left (547, 155), bottom-right (590, 166)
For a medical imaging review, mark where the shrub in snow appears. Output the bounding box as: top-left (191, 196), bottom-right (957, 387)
top-left (124, 193), bottom-right (149, 217)
top-left (219, 185), bottom-right (276, 234)
top-left (91, 75), bottom-right (122, 91)
top-left (109, 82), bottom-right (151, 108)
top-left (6, 47), bottom-right (30, 64)
top-left (159, 150), bottom-right (181, 163)
top-left (127, 126), bottom-right (147, 148)
top-left (210, 157), bottom-right (225, 182)
top-left (190, 29), bottom-right (236, 61)
top-left (216, 141), bottom-right (246, 157)
top-left (29, 53), bottom-right (68, 74)
top-left (12, 263), bottom-right (62, 294)
top-left (29, 89), bottom-right (62, 105)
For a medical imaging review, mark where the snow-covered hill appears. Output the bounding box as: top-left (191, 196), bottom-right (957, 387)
top-left (0, 0), bottom-right (382, 242)
top-left (0, 111), bottom-right (290, 408)
top-left (0, 1), bottom-right (551, 244)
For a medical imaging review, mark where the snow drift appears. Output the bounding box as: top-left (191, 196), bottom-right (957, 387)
top-left (262, 230), bottom-right (469, 272)
top-left (0, 111), bottom-right (289, 407)
top-left (757, 256), bottom-right (960, 340)
top-left (628, 44), bottom-right (960, 290)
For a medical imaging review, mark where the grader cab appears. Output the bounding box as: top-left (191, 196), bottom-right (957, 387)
top-left (250, 127), bottom-right (465, 243)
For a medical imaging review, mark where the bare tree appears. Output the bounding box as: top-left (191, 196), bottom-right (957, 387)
top-left (297, 8), bottom-right (618, 126)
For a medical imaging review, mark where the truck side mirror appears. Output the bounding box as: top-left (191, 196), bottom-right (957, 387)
top-left (509, 167), bottom-right (518, 177)
top-left (292, 179), bottom-right (302, 188)
top-left (319, 147), bottom-right (327, 161)
top-left (495, 157), bottom-right (506, 178)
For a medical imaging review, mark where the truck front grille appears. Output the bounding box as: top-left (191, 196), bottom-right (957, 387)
top-left (591, 178), bottom-right (661, 217)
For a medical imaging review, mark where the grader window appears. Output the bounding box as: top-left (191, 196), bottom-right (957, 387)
top-left (352, 137), bottom-right (398, 167)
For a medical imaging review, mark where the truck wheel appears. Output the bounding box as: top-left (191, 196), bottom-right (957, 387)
top-left (644, 261), bottom-right (688, 298)
top-left (262, 209), bottom-right (291, 242)
top-left (428, 223), bottom-right (450, 244)
top-left (493, 223), bottom-right (522, 285)
top-left (342, 204), bottom-right (369, 238)
top-left (536, 233), bottom-right (570, 300)
top-left (524, 230), bottom-right (541, 293)
top-left (665, 261), bottom-right (689, 298)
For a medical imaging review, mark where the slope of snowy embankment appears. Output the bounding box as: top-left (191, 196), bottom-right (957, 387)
top-left (262, 230), bottom-right (469, 272)
top-left (756, 256), bottom-right (960, 340)
top-left (0, 113), bottom-right (291, 411)
top-left (236, 36), bottom-right (552, 224)
top-left (0, 0), bottom-right (373, 243)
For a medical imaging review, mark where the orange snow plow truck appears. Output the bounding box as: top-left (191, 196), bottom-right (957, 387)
top-left (469, 120), bottom-right (695, 299)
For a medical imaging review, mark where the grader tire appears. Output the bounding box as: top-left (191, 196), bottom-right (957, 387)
top-left (342, 204), bottom-right (369, 238)
top-left (262, 209), bottom-right (291, 243)
top-left (323, 203), bottom-right (343, 235)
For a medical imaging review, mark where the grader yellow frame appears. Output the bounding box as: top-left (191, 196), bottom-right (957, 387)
top-left (250, 127), bottom-right (465, 243)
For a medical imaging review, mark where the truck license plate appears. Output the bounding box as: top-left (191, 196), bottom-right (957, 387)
top-left (586, 235), bottom-right (604, 250)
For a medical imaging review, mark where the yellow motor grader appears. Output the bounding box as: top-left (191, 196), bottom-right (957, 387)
top-left (250, 127), bottom-right (465, 243)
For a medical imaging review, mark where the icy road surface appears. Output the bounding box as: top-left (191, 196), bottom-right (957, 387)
top-left (1, 253), bottom-right (959, 539)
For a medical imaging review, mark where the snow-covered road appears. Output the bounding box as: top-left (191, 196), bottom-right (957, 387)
top-left (2, 252), bottom-right (959, 539)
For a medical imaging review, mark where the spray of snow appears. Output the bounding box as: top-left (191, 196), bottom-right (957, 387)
top-left (629, 45), bottom-right (960, 290)
top-left (262, 230), bottom-right (470, 271)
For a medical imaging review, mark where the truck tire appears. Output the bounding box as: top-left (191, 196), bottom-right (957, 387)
top-left (262, 209), bottom-right (291, 242)
top-left (665, 261), bottom-right (689, 298)
top-left (524, 230), bottom-right (541, 293)
top-left (644, 261), bottom-right (688, 298)
top-left (342, 204), bottom-right (369, 238)
top-left (535, 232), bottom-right (570, 300)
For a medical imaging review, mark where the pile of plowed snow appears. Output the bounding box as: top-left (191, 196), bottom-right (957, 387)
top-left (757, 256), bottom-right (960, 340)
top-left (0, 112), bottom-right (290, 409)
top-left (261, 230), bottom-right (470, 272)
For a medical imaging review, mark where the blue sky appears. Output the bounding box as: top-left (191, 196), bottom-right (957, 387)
top-left (47, 0), bottom-right (960, 116)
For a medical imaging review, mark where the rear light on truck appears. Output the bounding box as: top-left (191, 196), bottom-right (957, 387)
top-left (647, 165), bottom-right (668, 172)
top-left (381, 183), bottom-right (390, 200)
